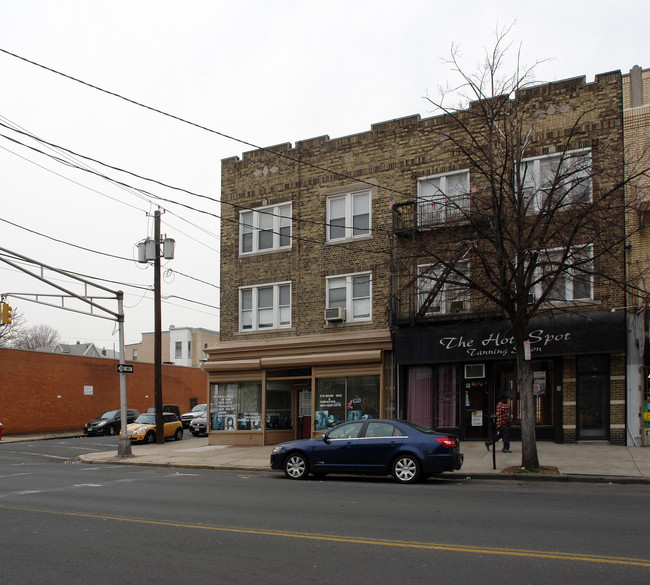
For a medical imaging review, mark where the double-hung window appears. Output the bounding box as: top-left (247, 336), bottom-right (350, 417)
top-left (327, 190), bottom-right (371, 241)
top-left (417, 261), bottom-right (470, 315)
top-left (326, 272), bottom-right (371, 321)
top-left (533, 245), bottom-right (593, 302)
top-left (417, 170), bottom-right (470, 226)
top-left (521, 149), bottom-right (592, 211)
top-left (240, 202), bottom-right (291, 254)
top-left (240, 282), bottom-right (291, 331)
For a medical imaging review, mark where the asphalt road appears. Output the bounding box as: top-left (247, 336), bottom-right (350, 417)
top-left (0, 437), bottom-right (648, 585)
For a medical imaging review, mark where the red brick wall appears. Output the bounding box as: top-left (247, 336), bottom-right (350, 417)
top-left (0, 348), bottom-right (207, 436)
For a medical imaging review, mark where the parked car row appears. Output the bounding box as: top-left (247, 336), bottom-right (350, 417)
top-left (180, 404), bottom-right (207, 428)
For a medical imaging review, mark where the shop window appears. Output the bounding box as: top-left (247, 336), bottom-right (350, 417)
top-left (210, 381), bottom-right (262, 431)
top-left (315, 375), bottom-right (380, 430)
top-left (407, 366), bottom-right (459, 428)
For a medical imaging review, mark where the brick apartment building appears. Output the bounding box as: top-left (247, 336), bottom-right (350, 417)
top-left (204, 68), bottom-right (643, 446)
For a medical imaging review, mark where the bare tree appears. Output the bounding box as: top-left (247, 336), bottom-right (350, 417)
top-left (12, 323), bottom-right (61, 351)
top-left (394, 29), bottom-right (649, 468)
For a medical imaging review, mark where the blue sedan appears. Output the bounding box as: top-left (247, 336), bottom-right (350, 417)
top-left (270, 419), bottom-right (463, 483)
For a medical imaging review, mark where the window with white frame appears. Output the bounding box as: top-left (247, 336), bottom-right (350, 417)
top-left (240, 202), bottom-right (291, 254)
top-left (327, 190), bottom-right (371, 241)
top-left (326, 272), bottom-right (371, 321)
top-left (417, 261), bottom-right (470, 315)
top-left (533, 245), bottom-right (593, 302)
top-left (417, 170), bottom-right (470, 226)
top-left (521, 149), bottom-right (592, 211)
top-left (175, 341), bottom-right (182, 359)
top-left (240, 282), bottom-right (291, 331)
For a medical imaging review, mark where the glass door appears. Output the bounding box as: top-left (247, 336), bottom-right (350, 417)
top-left (577, 355), bottom-right (609, 440)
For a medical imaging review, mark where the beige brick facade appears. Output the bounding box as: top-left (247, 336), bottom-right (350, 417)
top-left (214, 68), bottom-right (635, 446)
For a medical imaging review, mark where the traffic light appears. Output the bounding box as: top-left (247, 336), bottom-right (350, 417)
top-left (1, 303), bottom-right (13, 325)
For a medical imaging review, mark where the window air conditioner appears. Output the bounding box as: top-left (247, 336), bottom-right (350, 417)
top-left (325, 307), bottom-right (346, 322)
top-left (450, 300), bottom-right (466, 313)
top-left (464, 363), bottom-right (486, 379)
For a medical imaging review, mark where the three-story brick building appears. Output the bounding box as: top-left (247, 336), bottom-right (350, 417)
top-left (205, 69), bottom-right (633, 446)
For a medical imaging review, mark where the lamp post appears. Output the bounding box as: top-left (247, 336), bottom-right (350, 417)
top-left (137, 208), bottom-right (175, 444)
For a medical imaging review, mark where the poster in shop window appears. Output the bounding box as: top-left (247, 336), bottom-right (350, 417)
top-left (315, 390), bottom-right (344, 430)
top-left (533, 371), bottom-right (547, 396)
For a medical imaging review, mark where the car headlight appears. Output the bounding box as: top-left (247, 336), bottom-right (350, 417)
top-left (272, 445), bottom-right (285, 454)
top-left (97, 421), bottom-right (106, 426)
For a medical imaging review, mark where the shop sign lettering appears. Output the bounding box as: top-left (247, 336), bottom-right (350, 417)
top-left (439, 328), bottom-right (572, 358)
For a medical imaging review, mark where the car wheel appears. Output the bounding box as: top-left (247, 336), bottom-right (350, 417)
top-left (144, 432), bottom-right (156, 444)
top-left (392, 455), bottom-right (421, 484)
top-left (174, 428), bottom-right (183, 441)
top-left (284, 453), bottom-right (309, 480)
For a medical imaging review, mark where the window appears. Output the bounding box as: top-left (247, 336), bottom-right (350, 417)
top-left (132, 349), bottom-right (138, 362)
top-left (418, 170), bottom-right (470, 226)
top-left (533, 245), bottom-right (593, 302)
top-left (417, 261), bottom-right (469, 315)
top-left (315, 375), bottom-right (380, 430)
top-left (175, 341), bottom-right (182, 359)
top-left (521, 149), bottom-right (592, 211)
top-left (240, 282), bottom-right (291, 331)
top-left (210, 381), bottom-right (262, 431)
top-left (240, 202), bottom-right (291, 254)
top-left (327, 190), bottom-right (371, 241)
top-left (326, 272), bottom-right (371, 321)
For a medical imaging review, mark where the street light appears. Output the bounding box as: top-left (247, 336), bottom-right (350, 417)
top-left (137, 208), bottom-right (175, 444)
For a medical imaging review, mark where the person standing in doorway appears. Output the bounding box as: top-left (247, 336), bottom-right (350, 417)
top-left (485, 396), bottom-right (512, 453)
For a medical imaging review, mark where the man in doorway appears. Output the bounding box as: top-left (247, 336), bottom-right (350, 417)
top-left (485, 396), bottom-right (512, 453)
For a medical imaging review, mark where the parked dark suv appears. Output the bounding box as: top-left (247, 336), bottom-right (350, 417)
top-left (146, 404), bottom-right (181, 419)
top-left (84, 409), bottom-right (140, 436)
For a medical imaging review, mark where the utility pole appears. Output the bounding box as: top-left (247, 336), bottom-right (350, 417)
top-left (154, 208), bottom-right (164, 443)
top-left (136, 208), bottom-right (175, 444)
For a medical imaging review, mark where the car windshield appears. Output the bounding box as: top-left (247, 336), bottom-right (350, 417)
top-left (192, 404), bottom-right (206, 412)
top-left (99, 410), bottom-right (119, 419)
top-left (134, 414), bottom-right (155, 425)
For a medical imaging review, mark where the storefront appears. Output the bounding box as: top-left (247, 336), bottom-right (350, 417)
top-left (394, 311), bottom-right (627, 444)
top-left (201, 330), bottom-right (393, 446)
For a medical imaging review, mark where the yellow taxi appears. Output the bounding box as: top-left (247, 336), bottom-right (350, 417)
top-left (125, 412), bottom-right (183, 444)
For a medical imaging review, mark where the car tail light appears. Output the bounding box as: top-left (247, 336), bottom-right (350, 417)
top-left (436, 437), bottom-right (457, 448)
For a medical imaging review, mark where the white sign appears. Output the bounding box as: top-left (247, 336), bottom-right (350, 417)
top-left (83, 386), bottom-right (93, 396)
top-left (471, 410), bottom-right (483, 426)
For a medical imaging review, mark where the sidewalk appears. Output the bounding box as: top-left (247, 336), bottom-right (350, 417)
top-left (3, 433), bottom-right (649, 482)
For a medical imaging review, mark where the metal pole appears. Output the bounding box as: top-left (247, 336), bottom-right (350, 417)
top-left (154, 209), bottom-right (164, 443)
top-left (116, 291), bottom-right (132, 457)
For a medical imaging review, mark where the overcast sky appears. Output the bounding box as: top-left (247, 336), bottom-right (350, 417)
top-left (0, 0), bottom-right (647, 348)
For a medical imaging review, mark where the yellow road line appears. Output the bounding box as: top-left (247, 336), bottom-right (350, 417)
top-left (2, 504), bottom-right (648, 568)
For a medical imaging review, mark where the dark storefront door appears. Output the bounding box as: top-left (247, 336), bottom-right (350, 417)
top-left (578, 374), bottom-right (608, 439)
top-left (464, 380), bottom-right (488, 439)
top-left (577, 355), bottom-right (609, 440)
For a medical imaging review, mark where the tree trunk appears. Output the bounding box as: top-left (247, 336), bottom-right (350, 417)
top-left (516, 344), bottom-right (540, 469)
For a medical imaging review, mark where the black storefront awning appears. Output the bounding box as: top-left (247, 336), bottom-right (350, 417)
top-left (394, 311), bottom-right (626, 364)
